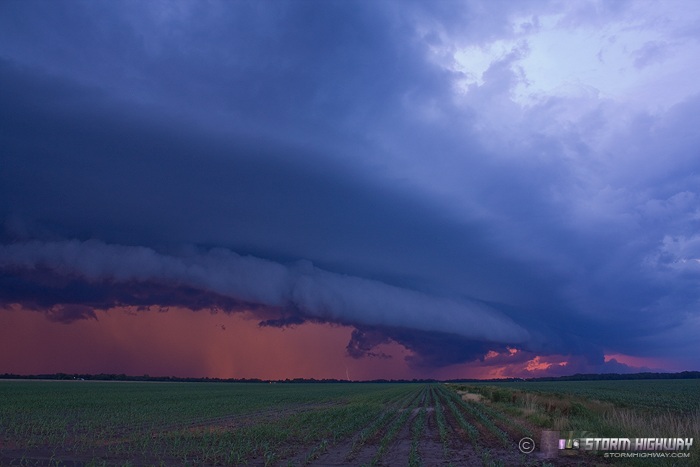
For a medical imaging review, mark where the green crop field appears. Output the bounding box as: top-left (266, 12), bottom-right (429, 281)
top-left (0, 379), bottom-right (697, 466)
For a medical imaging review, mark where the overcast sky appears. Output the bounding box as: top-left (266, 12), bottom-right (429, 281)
top-left (2, 0), bottom-right (700, 377)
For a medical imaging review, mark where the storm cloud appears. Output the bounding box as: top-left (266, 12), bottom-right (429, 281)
top-left (0, 240), bottom-right (529, 345)
top-left (2, 1), bottom-right (700, 373)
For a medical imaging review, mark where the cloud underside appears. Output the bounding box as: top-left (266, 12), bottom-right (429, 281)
top-left (0, 240), bottom-right (530, 368)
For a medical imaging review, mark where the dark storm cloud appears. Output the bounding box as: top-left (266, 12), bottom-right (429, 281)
top-left (0, 265), bottom-right (257, 318)
top-left (0, 240), bottom-right (529, 345)
top-left (0, 59), bottom-right (543, 312)
top-left (1, 1), bottom-right (700, 371)
top-left (45, 304), bottom-right (97, 324)
top-left (346, 328), bottom-right (393, 359)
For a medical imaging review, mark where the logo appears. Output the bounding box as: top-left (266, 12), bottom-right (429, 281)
top-left (519, 437), bottom-right (535, 454)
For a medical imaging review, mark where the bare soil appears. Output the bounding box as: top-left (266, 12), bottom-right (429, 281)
top-left (298, 388), bottom-right (610, 467)
top-left (0, 389), bottom-right (613, 466)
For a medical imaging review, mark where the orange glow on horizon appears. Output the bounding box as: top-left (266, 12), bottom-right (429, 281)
top-left (0, 306), bottom-right (422, 380)
top-left (0, 306), bottom-right (680, 381)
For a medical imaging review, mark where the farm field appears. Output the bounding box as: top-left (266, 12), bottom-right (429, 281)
top-left (0, 379), bottom-right (697, 466)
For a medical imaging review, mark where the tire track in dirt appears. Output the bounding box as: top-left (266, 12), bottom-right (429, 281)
top-left (359, 387), bottom-right (426, 466)
top-left (418, 388), bottom-right (472, 466)
top-left (417, 387), bottom-right (458, 466)
top-left (437, 385), bottom-right (537, 465)
top-left (416, 405), bottom-right (447, 466)
top-left (376, 409), bottom-right (418, 466)
top-left (302, 387), bottom-right (425, 467)
top-left (433, 387), bottom-right (483, 466)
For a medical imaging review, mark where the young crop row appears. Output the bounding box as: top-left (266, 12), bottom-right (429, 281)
top-left (437, 385), bottom-right (479, 445)
top-left (7, 382), bottom-right (597, 466)
top-left (0, 382), bottom-right (306, 445)
top-left (345, 385), bottom-right (422, 462)
top-left (298, 383), bottom-right (419, 465)
top-left (0, 382), bottom-right (424, 466)
top-left (408, 403), bottom-right (426, 467)
top-left (138, 384), bottom-right (423, 466)
top-left (430, 385), bottom-right (451, 456)
top-left (435, 385), bottom-right (515, 467)
top-left (370, 386), bottom-right (427, 465)
top-left (438, 386), bottom-right (511, 447)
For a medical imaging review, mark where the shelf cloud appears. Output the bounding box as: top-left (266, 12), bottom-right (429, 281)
top-left (1, 240), bottom-right (529, 361)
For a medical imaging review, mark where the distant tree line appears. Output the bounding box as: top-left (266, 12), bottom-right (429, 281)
top-left (1, 371), bottom-right (698, 383)
top-left (0, 373), bottom-right (267, 383)
top-left (0, 373), bottom-right (439, 383)
top-left (446, 371), bottom-right (700, 383)
top-left (525, 371), bottom-right (700, 381)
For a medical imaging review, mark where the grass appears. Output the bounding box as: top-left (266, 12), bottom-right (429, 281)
top-left (464, 379), bottom-right (700, 414)
top-left (450, 379), bottom-right (700, 466)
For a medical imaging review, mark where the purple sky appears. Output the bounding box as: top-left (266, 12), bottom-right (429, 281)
top-left (1, 1), bottom-right (699, 377)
